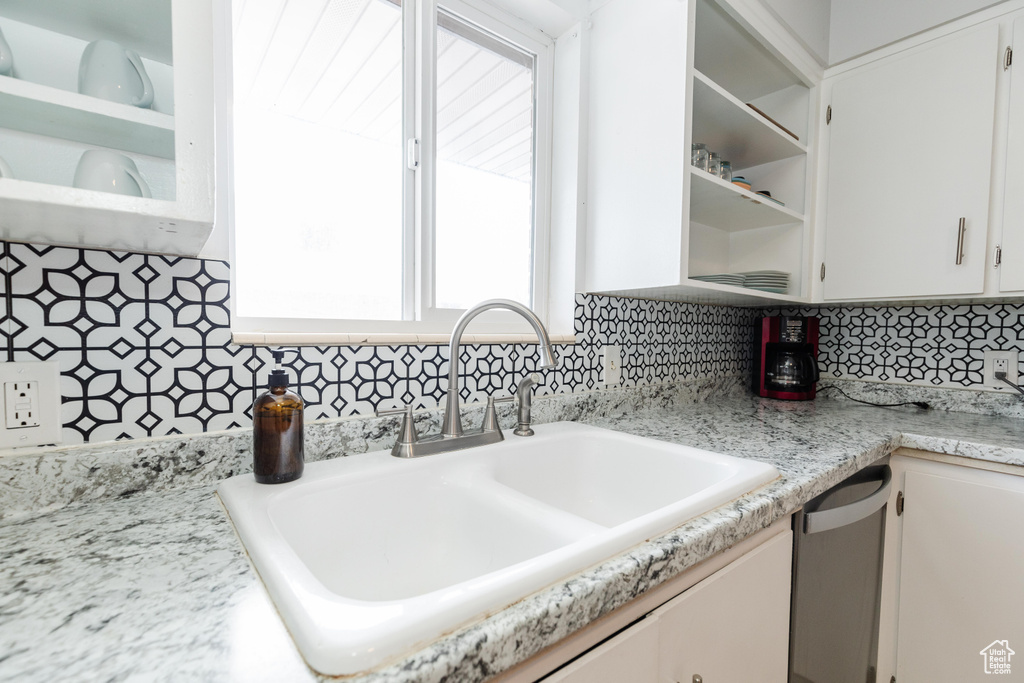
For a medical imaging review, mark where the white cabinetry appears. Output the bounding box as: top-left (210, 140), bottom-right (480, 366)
top-left (999, 15), bottom-right (1024, 292)
top-left (541, 615), bottom-right (660, 683)
top-left (584, 0), bottom-right (819, 305)
top-left (539, 528), bottom-right (793, 683)
top-left (656, 527), bottom-right (792, 682)
top-left (878, 454), bottom-right (1024, 683)
top-left (897, 459), bottom-right (1024, 681)
top-left (584, 0), bottom-right (688, 297)
top-left (0, 0), bottom-right (214, 256)
top-left (821, 25), bottom-right (999, 301)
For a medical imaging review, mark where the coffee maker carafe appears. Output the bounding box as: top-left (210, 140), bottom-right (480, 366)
top-left (754, 316), bottom-right (820, 400)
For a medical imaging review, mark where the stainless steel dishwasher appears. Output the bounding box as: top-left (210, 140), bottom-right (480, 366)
top-left (789, 457), bottom-right (892, 683)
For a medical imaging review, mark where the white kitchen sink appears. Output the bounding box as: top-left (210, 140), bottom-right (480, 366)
top-left (217, 421), bottom-right (779, 676)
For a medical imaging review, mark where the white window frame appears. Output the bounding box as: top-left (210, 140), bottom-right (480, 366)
top-left (227, 0), bottom-right (555, 341)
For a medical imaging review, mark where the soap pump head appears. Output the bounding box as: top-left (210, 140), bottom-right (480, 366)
top-left (268, 349), bottom-right (290, 388)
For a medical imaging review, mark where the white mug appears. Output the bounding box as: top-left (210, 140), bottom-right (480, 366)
top-left (0, 26), bottom-right (13, 77)
top-left (78, 40), bottom-right (153, 108)
top-left (73, 150), bottom-right (151, 198)
top-left (0, 155), bottom-right (13, 179)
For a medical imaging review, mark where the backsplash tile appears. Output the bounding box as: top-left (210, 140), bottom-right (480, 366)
top-left (0, 241), bottom-right (10, 360)
top-left (578, 294), bottom-right (758, 385)
top-left (776, 303), bottom-right (1024, 388)
top-left (5, 239), bottom-right (1024, 445)
top-left (7, 244), bottom-right (255, 443)
top-left (2, 243), bottom-right (756, 445)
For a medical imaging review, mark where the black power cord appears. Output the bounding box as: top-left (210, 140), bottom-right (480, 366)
top-left (994, 371), bottom-right (1024, 397)
top-left (817, 384), bottom-right (930, 410)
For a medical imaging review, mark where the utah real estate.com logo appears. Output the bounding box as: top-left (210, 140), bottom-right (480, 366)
top-left (980, 640), bottom-right (1015, 675)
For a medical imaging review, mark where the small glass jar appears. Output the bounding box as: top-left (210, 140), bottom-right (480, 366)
top-left (691, 143), bottom-right (709, 171)
top-left (708, 152), bottom-right (721, 177)
top-left (719, 160), bottom-right (732, 182)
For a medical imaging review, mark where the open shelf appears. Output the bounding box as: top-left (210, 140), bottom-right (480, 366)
top-left (596, 278), bottom-right (808, 306)
top-left (682, 278), bottom-right (805, 303)
top-left (0, 1), bottom-right (215, 258)
top-left (0, 176), bottom-right (210, 256)
top-left (691, 71), bottom-right (805, 170)
top-left (0, 75), bottom-right (175, 159)
top-left (693, 0), bottom-right (807, 102)
top-left (689, 168), bottom-right (803, 231)
top-left (0, 0), bottom-right (173, 64)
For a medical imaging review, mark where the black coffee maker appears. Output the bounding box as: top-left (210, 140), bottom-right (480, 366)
top-left (753, 316), bottom-right (820, 400)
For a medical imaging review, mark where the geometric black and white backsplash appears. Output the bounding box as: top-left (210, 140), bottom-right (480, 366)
top-left (775, 304), bottom-right (1024, 387)
top-left (0, 242), bottom-right (759, 444)
top-left (3, 240), bottom-right (1022, 444)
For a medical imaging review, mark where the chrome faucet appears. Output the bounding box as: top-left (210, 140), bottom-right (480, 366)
top-left (377, 299), bottom-right (557, 458)
top-left (514, 373), bottom-right (542, 436)
top-left (441, 299), bottom-right (557, 437)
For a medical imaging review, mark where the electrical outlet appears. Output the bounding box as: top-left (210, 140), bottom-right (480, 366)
top-left (983, 350), bottom-right (1019, 390)
top-left (0, 361), bottom-right (62, 451)
top-left (5, 380), bottom-right (41, 428)
top-left (603, 345), bottom-right (622, 386)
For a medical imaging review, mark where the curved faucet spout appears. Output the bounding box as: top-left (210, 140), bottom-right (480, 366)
top-left (441, 299), bottom-right (557, 437)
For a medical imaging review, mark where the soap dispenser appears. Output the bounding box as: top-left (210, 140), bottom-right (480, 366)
top-left (253, 349), bottom-right (304, 484)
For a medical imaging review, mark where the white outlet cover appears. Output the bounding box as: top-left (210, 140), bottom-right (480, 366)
top-left (0, 361), bottom-right (62, 451)
top-left (982, 349), bottom-right (1019, 390)
top-left (5, 380), bottom-right (41, 428)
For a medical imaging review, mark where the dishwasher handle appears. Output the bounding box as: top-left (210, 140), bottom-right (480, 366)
top-left (803, 464), bottom-right (892, 535)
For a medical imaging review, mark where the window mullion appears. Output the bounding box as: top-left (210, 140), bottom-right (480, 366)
top-left (401, 0), bottom-right (418, 322)
top-left (414, 0), bottom-right (438, 322)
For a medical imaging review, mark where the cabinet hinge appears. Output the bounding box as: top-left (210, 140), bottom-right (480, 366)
top-left (995, 245), bottom-right (1002, 268)
top-left (820, 262), bottom-right (826, 281)
top-left (406, 138), bottom-right (420, 170)
top-left (896, 491), bottom-right (904, 516)
top-left (1006, 46), bottom-right (1013, 71)
top-left (826, 105), bottom-right (832, 125)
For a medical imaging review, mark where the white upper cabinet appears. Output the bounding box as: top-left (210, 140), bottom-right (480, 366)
top-left (821, 24), bottom-right (999, 301)
top-left (584, 0), bottom-right (689, 294)
top-left (0, 0), bottom-right (214, 256)
top-left (1000, 15), bottom-right (1024, 293)
top-left (584, 0), bottom-right (820, 306)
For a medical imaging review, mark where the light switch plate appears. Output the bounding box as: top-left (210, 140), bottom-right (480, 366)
top-left (603, 345), bottom-right (622, 386)
top-left (0, 361), bottom-right (62, 451)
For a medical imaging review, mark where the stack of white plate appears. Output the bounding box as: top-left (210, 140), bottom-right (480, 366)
top-left (738, 270), bottom-right (789, 293)
top-left (691, 273), bottom-right (745, 287)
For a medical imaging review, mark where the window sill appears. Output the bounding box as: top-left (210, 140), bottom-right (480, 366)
top-left (232, 332), bottom-right (578, 347)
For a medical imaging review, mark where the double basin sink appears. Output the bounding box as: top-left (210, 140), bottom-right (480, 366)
top-left (217, 421), bottom-right (779, 676)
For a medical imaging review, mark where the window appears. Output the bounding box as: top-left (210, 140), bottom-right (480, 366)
top-left (229, 0), bottom-right (552, 337)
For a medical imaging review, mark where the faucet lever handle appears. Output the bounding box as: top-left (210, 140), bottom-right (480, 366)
top-left (518, 372), bottom-right (543, 392)
top-left (376, 405), bottom-right (418, 446)
top-left (376, 404), bottom-right (412, 418)
top-left (482, 395), bottom-right (513, 432)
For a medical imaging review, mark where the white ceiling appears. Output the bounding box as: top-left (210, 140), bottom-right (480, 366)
top-left (234, 0), bottom-right (535, 182)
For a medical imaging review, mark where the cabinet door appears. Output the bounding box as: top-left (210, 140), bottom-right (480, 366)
top-left (1000, 16), bottom-right (1024, 292)
top-left (823, 25), bottom-right (999, 300)
top-left (656, 530), bottom-right (792, 683)
top-left (584, 0), bottom-right (689, 292)
top-left (541, 614), bottom-right (659, 683)
top-left (896, 467), bottom-right (1024, 682)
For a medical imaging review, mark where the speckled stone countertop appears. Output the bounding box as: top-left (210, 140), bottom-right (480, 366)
top-left (2, 390), bottom-right (1023, 683)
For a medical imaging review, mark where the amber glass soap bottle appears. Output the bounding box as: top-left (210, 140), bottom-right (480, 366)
top-left (253, 350), bottom-right (304, 484)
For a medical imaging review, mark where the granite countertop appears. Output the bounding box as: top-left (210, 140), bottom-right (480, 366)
top-left (2, 394), bottom-right (1023, 683)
